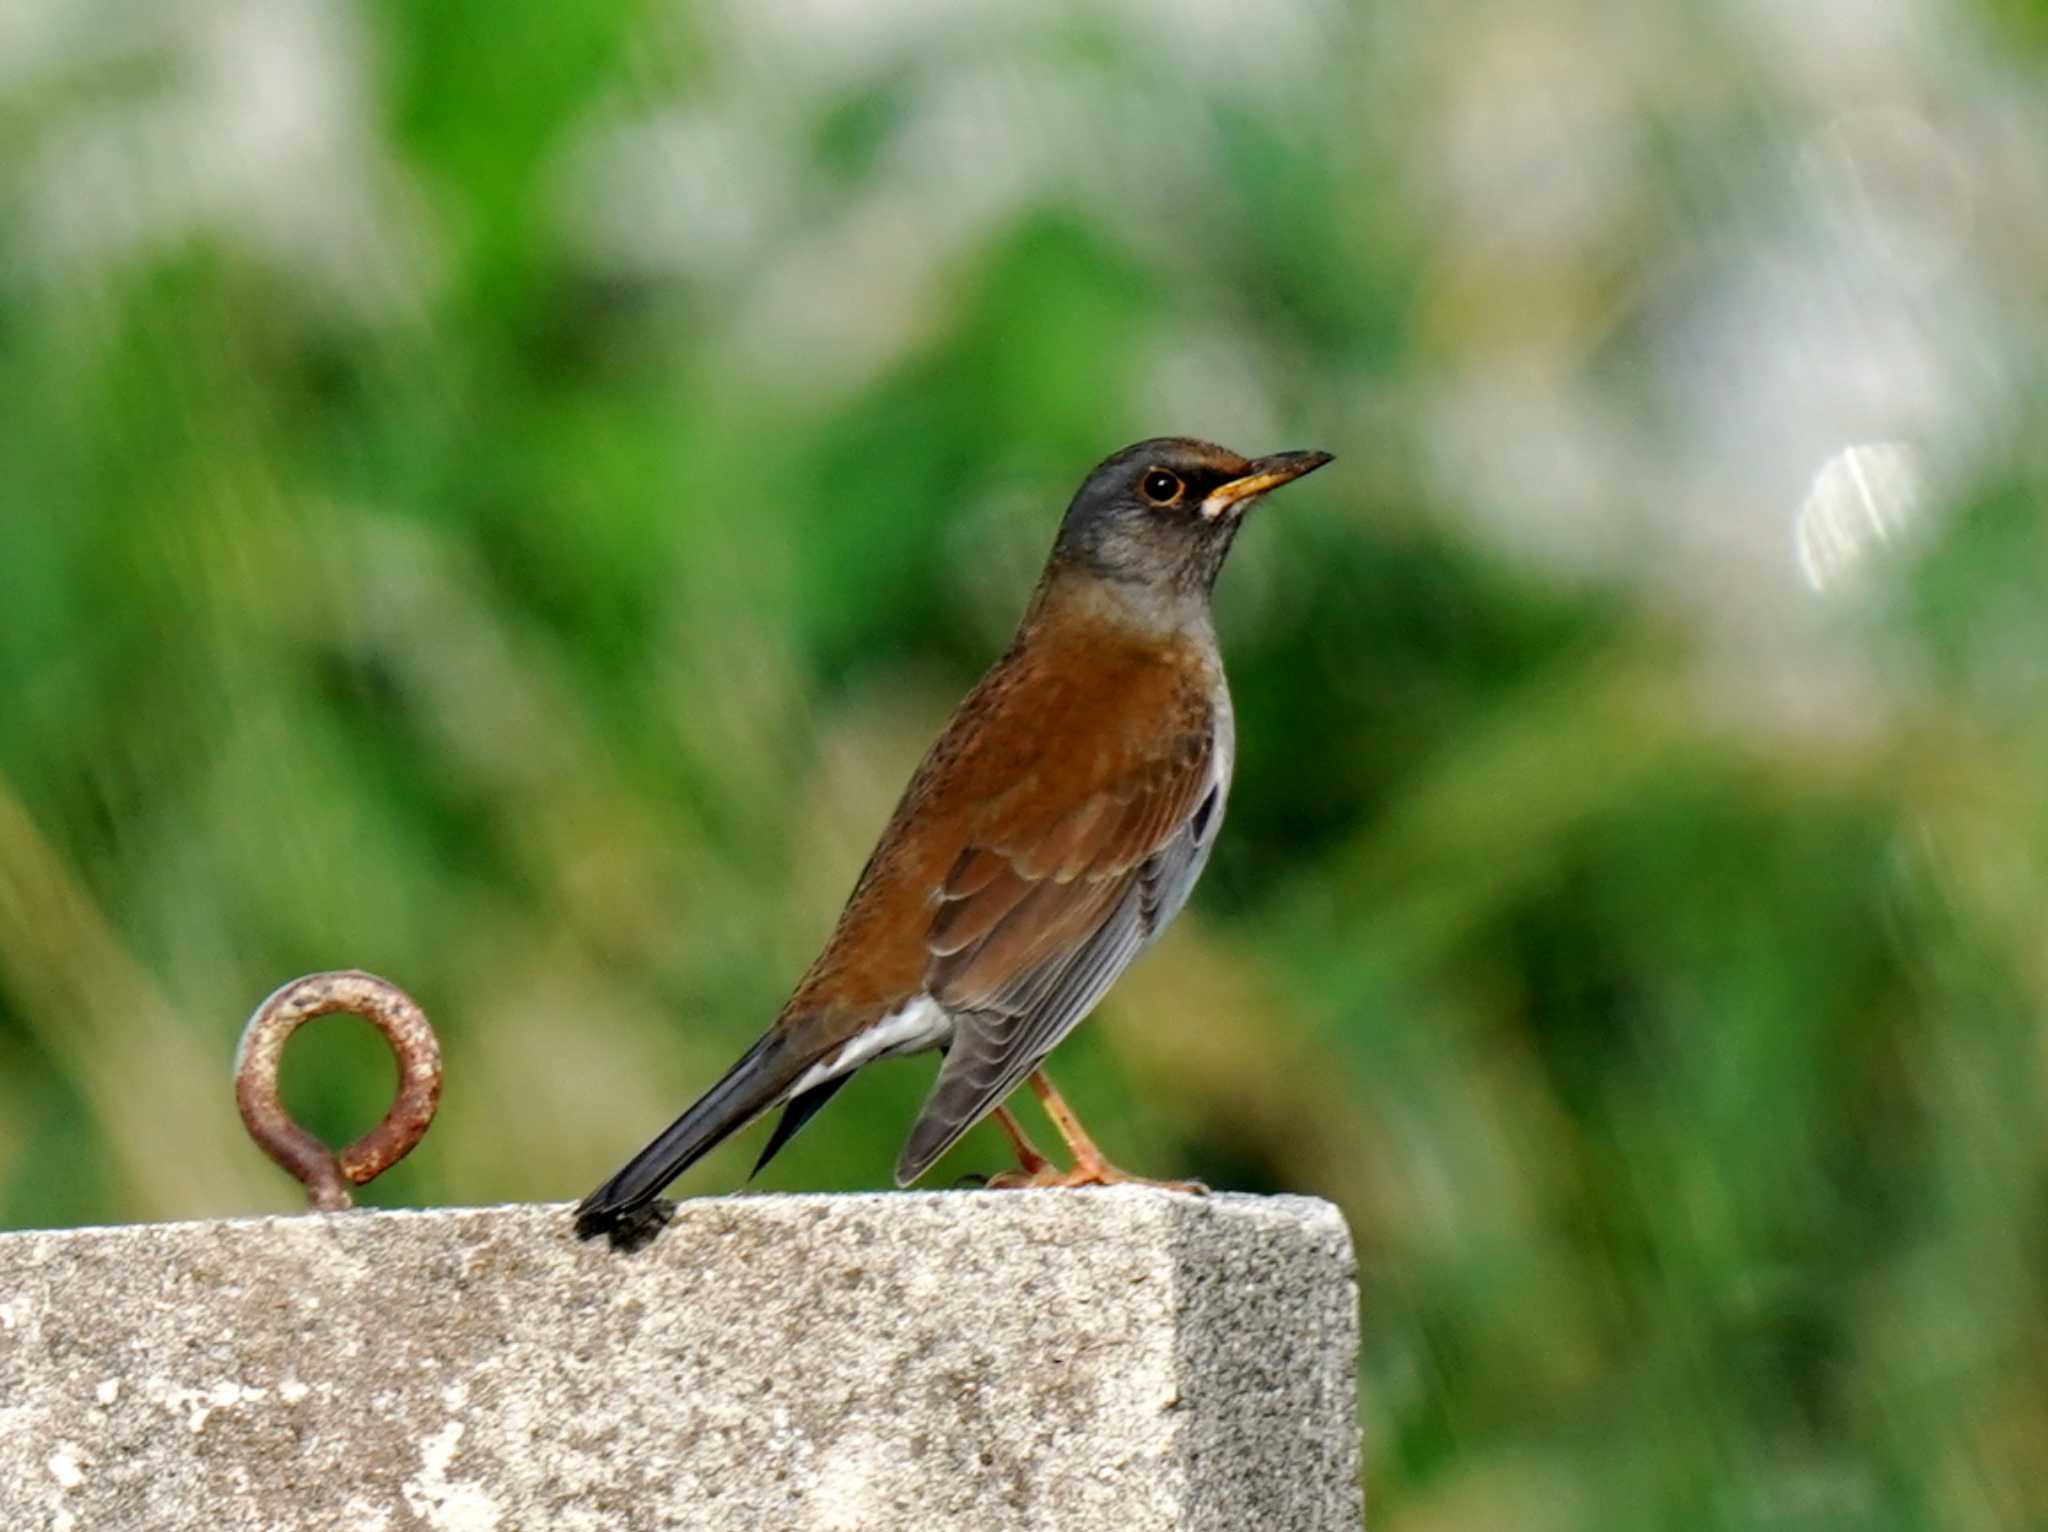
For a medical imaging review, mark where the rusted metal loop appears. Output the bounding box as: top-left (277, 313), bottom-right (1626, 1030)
top-left (234, 970), bottom-right (442, 1211)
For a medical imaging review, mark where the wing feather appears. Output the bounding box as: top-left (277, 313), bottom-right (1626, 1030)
top-left (894, 707), bottom-right (1226, 1183)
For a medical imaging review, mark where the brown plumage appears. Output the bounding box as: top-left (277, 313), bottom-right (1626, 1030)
top-left (577, 437), bottom-right (1330, 1244)
top-left (787, 582), bottom-right (1217, 1028)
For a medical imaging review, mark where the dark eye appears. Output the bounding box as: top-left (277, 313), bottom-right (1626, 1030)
top-left (1141, 470), bottom-right (1183, 504)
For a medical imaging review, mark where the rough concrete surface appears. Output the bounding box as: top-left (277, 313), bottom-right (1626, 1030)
top-left (0, 1191), bottom-right (1359, 1530)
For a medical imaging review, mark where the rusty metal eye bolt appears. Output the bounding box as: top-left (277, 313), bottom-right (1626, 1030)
top-left (234, 970), bottom-right (442, 1211)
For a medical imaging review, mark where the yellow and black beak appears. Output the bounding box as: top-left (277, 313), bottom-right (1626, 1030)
top-left (1199, 450), bottom-right (1334, 520)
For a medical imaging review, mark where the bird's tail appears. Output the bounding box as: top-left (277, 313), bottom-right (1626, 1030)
top-left (574, 1031), bottom-right (805, 1242)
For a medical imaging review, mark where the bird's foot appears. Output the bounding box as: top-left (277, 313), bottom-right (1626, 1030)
top-left (984, 1157), bottom-right (1207, 1194)
top-left (984, 1078), bottom-right (1205, 1192)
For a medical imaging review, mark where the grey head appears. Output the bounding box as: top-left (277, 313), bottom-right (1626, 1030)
top-left (1048, 437), bottom-right (1333, 605)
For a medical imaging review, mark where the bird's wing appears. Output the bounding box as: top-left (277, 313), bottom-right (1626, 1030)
top-left (893, 720), bottom-right (1223, 1182)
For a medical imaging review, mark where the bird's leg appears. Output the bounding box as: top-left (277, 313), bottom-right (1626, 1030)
top-left (1029, 1070), bottom-right (1115, 1176)
top-left (988, 1070), bottom-right (1206, 1193)
top-left (989, 1104), bottom-right (1055, 1179)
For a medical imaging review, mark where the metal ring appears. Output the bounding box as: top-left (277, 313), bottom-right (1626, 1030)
top-left (234, 970), bottom-right (442, 1211)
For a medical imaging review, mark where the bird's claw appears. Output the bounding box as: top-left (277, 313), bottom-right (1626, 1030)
top-left (982, 1161), bottom-right (1208, 1194)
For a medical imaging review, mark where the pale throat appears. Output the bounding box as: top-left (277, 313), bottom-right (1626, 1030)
top-left (1031, 561), bottom-right (1222, 647)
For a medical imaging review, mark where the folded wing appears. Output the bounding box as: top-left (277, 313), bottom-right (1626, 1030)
top-left (894, 723), bottom-right (1223, 1183)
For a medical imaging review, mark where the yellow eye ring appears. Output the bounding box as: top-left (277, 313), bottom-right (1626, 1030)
top-left (1140, 469), bottom-right (1184, 505)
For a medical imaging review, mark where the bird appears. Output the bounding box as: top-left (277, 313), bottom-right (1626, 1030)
top-left (576, 437), bottom-right (1331, 1245)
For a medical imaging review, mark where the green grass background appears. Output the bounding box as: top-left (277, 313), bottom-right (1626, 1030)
top-left (3, 2), bottom-right (2046, 1525)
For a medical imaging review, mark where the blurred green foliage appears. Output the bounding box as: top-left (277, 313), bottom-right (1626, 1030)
top-left (4, 1), bottom-right (2047, 1525)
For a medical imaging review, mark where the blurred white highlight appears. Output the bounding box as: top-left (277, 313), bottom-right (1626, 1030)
top-left (1794, 442), bottom-right (1926, 593)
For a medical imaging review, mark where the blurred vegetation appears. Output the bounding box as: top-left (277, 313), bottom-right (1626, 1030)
top-left (4, 1), bottom-right (2047, 1526)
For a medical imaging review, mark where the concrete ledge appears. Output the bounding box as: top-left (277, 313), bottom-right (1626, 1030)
top-left (0, 1192), bottom-right (1360, 1530)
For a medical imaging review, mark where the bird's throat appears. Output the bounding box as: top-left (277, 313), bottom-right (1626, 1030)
top-left (1028, 559), bottom-right (1220, 645)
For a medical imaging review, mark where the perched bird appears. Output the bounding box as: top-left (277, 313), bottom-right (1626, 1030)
top-left (576, 437), bottom-right (1331, 1244)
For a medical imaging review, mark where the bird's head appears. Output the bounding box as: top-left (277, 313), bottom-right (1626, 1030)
top-left (1049, 437), bottom-right (1332, 603)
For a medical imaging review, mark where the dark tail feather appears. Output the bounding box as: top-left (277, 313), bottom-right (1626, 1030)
top-left (576, 1032), bottom-right (799, 1241)
top-left (751, 1073), bottom-right (854, 1179)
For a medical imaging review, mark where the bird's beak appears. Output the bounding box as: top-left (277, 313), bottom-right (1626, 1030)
top-left (1199, 450), bottom-right (1335, 520)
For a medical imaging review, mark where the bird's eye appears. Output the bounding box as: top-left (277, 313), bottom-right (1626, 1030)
top-left (1141, 470), bottom-right (1184, 505)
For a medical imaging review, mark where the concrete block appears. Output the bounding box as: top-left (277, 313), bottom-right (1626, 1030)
top-left (0, 1191), bottom-right (1359, 1530)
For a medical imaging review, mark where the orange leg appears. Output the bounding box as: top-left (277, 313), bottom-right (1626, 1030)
top-left (990, 1104), bottom-right (1053, 1178)
top-left (986, 1070), bottom-right (1206, 1193)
